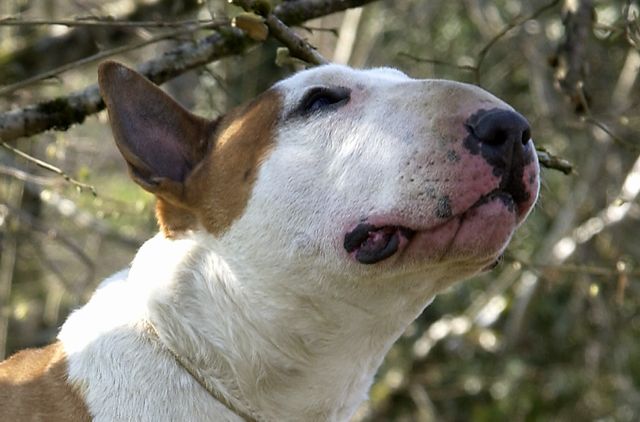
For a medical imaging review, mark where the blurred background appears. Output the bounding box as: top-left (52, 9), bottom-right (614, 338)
top-left (1, 0), bottom-right (639, 420)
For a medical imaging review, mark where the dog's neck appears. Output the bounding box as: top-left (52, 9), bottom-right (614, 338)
top-left (134, 232), bottom-right (441, 421)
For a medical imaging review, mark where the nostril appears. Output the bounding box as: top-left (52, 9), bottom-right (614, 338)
top-left (466, 108), bottom-right (531, 148)
top-left (485, 128), bottom-right (508, 146)
top-left (521, 127), bottom-right (531, 145)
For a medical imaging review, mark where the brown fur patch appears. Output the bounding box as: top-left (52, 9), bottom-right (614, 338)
top-left (156, 199), bottom-right (200, 238)
top-left (0, 342), bottom-right (91, 421)
top-left (172, 89), bottom-right (282, 236)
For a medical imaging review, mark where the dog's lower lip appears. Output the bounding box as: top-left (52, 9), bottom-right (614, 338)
top-left (346, 190), bottom-right (523, 265)
top-left (344, 224), bottom-right (415, 264)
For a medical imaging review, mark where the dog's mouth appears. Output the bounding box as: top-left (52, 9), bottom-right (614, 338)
top-left (344, 224), bottom-right (415, 264)
top-left (344, 190), bottom-right (520, 265)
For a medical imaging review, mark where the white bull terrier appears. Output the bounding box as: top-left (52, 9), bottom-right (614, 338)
top-left (0, 61), bottom-right (539, 421)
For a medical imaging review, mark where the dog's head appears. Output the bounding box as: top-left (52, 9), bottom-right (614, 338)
top-left (99, 62), bottom-right (538, 290)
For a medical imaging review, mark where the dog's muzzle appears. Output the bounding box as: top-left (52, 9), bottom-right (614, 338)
top-left (343, 108), bottom-right (538, 266)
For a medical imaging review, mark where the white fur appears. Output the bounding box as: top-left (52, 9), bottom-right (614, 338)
top-left (59, 65), bottom-right (538, 421)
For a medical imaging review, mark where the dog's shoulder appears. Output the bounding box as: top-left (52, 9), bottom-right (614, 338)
top-left (0, 341), bottom-right (91, 421)
top-left (0, 270), bottom-right (132, 421)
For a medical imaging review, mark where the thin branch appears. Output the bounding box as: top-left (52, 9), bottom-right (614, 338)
top-left (0, 0), bottom-right (203, 86)
top-left (0, 17), bottom-right (222, 28)
top-left (0, 0), bottom-right (378, 143)
top-left (0, 163), bottom-right (57, 186)
top-left (584, 116), bottom-right (639, 151)
top-left (0, 20), bottom-right (227, 96)
top-left (535, 147), bottom-right (574, 174)
top-left (1, 142), bottom-right (96, 195)
top-left (264, 13), bottom-right (329, 65)
top-left (233, 0), bottom-right (329, 65)
top-left (474, 0), bottom-right (561, 84)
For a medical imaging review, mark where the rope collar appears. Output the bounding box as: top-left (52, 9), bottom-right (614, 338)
top-left (146, 321), bottom-right (258, 422)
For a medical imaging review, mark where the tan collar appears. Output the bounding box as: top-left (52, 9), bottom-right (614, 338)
top-left (146, 322), bottom-right (258, 422)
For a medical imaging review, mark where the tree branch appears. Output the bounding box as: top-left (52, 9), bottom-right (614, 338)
top-left (0, 0), bottom-right (378, 143)
top-left (0, 20), bottom-right (227, 97)
top-left (0, 0), bottom-right (202, 86)
top-left (1, 142), bottom-right (97, 195)
top-left (233, 0), bottom-right (329, 65)
top-left (264, 13), bottom-right (329, 65)
top-left (535, 147), bottom-right (574, 174)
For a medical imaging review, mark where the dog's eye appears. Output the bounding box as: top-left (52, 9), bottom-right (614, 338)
top-left (299, 86), bottom-right (350, 115)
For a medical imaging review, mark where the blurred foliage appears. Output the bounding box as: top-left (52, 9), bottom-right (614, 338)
top-left (0, 0), bottom-right (639, 420)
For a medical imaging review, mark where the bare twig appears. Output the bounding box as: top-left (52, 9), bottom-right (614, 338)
top-left (0, 0), bottom-right (377, 143)
top-left (0, 20), bottom-right (226, 96)
top-left (233, 0), bottom-right (329, 65)
top-left (0, 0), bottom-right (203, 86)
top-left (0, 163), bottom-right (57, 186)
top-left (584, 116), bottom-right (639, 151)
top-left (474, 0), bottom-right (561, 84)
top-left (1, 142), bottom-right (96, 195)
top-left (535, 147), bottom-right (574, 174)
top-left (264, 14), bottom-right (329, 65)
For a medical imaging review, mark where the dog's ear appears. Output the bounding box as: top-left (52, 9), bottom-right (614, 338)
top-left (98, 61), bottom-right (213, 204)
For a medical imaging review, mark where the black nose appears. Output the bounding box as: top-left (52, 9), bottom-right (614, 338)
top-left (463, 108), bottom-right (535, 205)
top-left (467, 108), bottom-right (531, 148)
top-left (464, 108), bottom-right (533, 176)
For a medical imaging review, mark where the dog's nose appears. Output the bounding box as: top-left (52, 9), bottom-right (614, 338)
top-left (467, 108), bottom-right (530, 148)
top-left (464, 108), bottom-right (532, 174)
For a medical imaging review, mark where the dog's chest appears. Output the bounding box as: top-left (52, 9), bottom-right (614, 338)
top-left (58, 272), bottom-right (244, 421)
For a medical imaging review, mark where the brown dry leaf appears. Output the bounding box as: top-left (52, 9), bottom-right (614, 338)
top-left (233, 12), bottom-right (269, 41)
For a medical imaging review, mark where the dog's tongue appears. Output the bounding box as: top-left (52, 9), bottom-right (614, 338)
top-left (344, 224), bottom-right (412, 264)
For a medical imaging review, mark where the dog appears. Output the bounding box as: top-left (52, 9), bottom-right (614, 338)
top-left (0, 61), bottom-right (539, 421)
